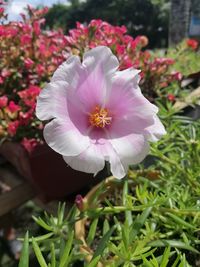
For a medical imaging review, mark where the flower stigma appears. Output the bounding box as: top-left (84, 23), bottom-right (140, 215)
top-left (89, 105), bottom-right (112, 128)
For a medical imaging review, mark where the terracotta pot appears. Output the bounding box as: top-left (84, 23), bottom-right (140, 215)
top-left (0, 142), bottom-right (105, 201)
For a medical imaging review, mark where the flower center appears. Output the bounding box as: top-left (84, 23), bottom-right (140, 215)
top-left (89, 105), bottom-right (112, 128)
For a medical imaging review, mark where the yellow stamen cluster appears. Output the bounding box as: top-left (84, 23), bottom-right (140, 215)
top-left (89, 105), bottom-right (112, 128)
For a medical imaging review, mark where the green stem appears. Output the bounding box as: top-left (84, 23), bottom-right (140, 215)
top-left (88, 205), bottom-right (200, 217)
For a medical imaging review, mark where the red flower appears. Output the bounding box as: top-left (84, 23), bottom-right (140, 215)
top-left (0, 96), bottom-right (8, 108)
top-left (36, 64), bottom-right (45, 76)
top-left (21, 137), bottom-right (38, 153)
top-left (24, 58), bottom-right (34, 68)
top-left (0, 76), bottom-right (4, 84)
top-left (1, 69), bottom-right (11, 78)
top-left (171, 71), bottom-right (182, 81)
top-left (18, 85), bottom-right (41, 107)
top-left (7, 101), bottom-right (20, 113)
top-left (167, 94), bottom-right (175, 102)
top-left (19, 110), bottom-right (33, 125)
top-left (187, 39), bottom-right (198, 50)
top-left (7, 121), bottom-right (19, 136)
top-left (20, 34), bottom-right (32, 45)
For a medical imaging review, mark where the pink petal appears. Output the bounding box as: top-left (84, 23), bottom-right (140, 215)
top-left (43, 118), bottom-right (90, 156)
top-left (74, 46), bottom-right (119, 110)
top-left (63, 143), bottom-right (105, 174)
top-left (106, 68), bottom-right (158, 118)
top-left (110, 114), bottom-right (154, 138)
top-left (66, 95), bottom-right (89, 134)
top-left (36, 81), bottom-right (69, 121)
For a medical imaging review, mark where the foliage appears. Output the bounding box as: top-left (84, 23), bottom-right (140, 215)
top-left (45, 0), bottom-right (170, 48)
top-left (18, 108), bottom-right (200, 266)
top-left (166, 39), bottom-right (200, 77)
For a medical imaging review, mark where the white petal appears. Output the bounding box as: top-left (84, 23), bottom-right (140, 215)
top-left (144, 116), bottom-right (166, 142)
top-left (83, 46), bottom-right (119, 75)
top-left (109, 149), bottom-right (127, 179)
top-left (98, 141), bottom-right (126, 179)
top-left (43, 119), bottom-right (90, 156)
top-left (36, 81), bottom-right (69, 121)
top-left (63, 144), bottom-right (105, 174)
top-left (111, 68), bottom-right (141, 89)
top-left (110, 134), bottom-right (150, 167)
top-left (51, 55), bottom-right (82, 87)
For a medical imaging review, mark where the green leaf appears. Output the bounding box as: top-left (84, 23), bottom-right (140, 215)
top-left (123, 178), bottom-right (133, 225)
top-left (171, 253), bottom-right (181, 267)
top-left (92, 226), bottom-right (115, 260)
top-left (148, 240), bottom-right (199, 254)
top-left (142, 255), bottom-right (154, 267)
top-left (50, 242), bottom-right (56, 267)
top-left (18, 231), bottom-right (29, 267)
top-left (59, 238), bottom-right (65, 261)
top-left (166, 212), bottom-right (196, 230)
top-left (87, 255), bottom-right (101, 267)
top-left (160, 247), bottom-right (170, 267)
top-left (32, 238), bottom-right (48, 267)
top-left (59, 230), bottom-right (74, 267)
top-left (32, 216), bottom-right (53, 231)
top-left (103, 219), bottom-right (110, 235)
top-left (20, 232), bottom-right (54, 243)
top-left (130, 207), bottom-right (152, 242)
top-left (109, 242), bottom-right (124, 259)
top-left (87, 217), bottom-right (99, 246)
top-left (121, 221), bottom-right (129, 251)
top-left (58, 202), bottom-right (65, 226)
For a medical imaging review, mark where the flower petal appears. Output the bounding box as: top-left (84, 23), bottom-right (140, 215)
top-left (63, 144), bottom-right (105, 174)
top-left (36, 81), bottom-right (69, 121)
top-left (43, 118), bottom-right (90, 156)
top-left (83, 46), bottom-right (119, 74)
top-left (110, 114), bottom-right (154, 138)
top-left (97, 141), bottom-right (127, 179)
top-left (108, 147), bottom-right (127, 179)
top-left (72, 46), bottom-right (119, 111)
top-left (106, 68), bottom-right (158, 117)
top-left (51, 55), bottom-right (83, 87)
top-left (144, 115), bottom-right (166, 142)
top-left (110, 134), bottom-right (150, 168)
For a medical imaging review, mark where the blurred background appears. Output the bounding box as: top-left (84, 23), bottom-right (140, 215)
top-left (4, 0), bottom-right (200, 48)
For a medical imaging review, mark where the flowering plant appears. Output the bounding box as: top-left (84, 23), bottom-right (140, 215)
top-left (0, 5), bottom-right (70, 152)
top-left (65, 19), bottom-right (182, 100)
top-left (36, 46), bottom-right (166, 178)
top-left (18, 114), bottom-right (200, 266)
top-left (0, 6), bottom-right (180, 152)
top-left (166, 38), bottom-right (200, 77)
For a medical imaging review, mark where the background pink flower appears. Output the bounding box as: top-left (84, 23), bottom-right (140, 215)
top-left (36, 46), bottom-right (166, 179)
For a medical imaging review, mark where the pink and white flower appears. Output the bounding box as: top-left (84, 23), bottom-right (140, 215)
top-left (36, 46), bottom-right (166, 179)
